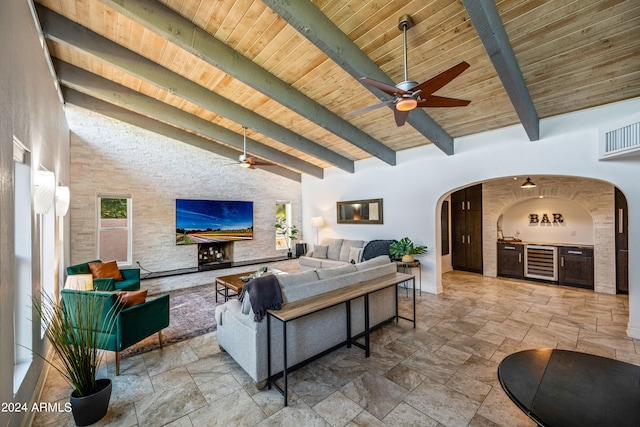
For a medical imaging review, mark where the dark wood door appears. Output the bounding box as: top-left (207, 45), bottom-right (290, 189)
top-left (466, 209), bottom-right (483, 272)
top-left (615, 188), bottom-right (628, 293)
top-left (498, 243), bottom-right (524, 278)
top-left (466, 183), bottom-right (482, 211)
top-left (451, 189), bottom-right (467, 270)
top-left (451, 184), bottom-right (483, 273)
top-left (559, 247), bottom-right (594, 289)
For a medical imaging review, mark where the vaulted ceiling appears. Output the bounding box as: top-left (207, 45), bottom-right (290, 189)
top-left (34, 0), bottom-right (640, 181)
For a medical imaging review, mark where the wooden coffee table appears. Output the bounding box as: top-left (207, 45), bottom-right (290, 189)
top-left (215, 269), bottom-right (284, 302)
top-left (215, 272), bottom-right (251, 302)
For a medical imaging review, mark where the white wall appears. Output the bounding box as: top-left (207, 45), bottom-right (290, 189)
top-left (302, 98), bottom-right (640, 339)
top-left (66, 105), bottom-right (302, 292)
top-left (499, 197), bottom-right (594, 245)
top-left (0, 2), bottom-right (70, 426)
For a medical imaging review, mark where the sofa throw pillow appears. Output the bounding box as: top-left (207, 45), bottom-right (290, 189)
top-left (348, 247), bottom-right (363, 264)
top-left (88, 260), bottom-right (123, 281)
top-left (116, 289), bottom-right (148, 308)
top-left (321, 238), bottom-right (343, 261)
top-left (312, 245), bottom-right (328, 259)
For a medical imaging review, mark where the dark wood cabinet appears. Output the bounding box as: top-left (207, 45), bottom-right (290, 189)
top-left (558, 246), bottom-right (594, 289)
top-left (451, 184), bottom-right (483, 273)
top-left (498, 243), bottom-right (524, 278)
top-left (615, 188), bottom-right (628, 293)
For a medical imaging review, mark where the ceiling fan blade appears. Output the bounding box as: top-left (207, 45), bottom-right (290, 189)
top-left (411, 61), bottom-right (470, 96)
top-left (245, 157), bottom-right (274, 167)
top-left (360, 77), bottom-right (409, 96)
top-left (417, 95), bottom-right (471, 108)
top-left (394, 109), bottom-right (410, 127)
top-left (346, 100), bottom-right (395, 116)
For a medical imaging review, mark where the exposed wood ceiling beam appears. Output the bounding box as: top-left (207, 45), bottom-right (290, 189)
top-left (262, 0), bottom-right (455, 156)
top-left (36, 5), bottom-right (354, 173)
top-left (63, 88), bottom-right (301, 181)
top-left (462, 0), bottom-right (539, 141)
top-left (98, 0), bottom-right (397, 166)
top-left (55, 60), bottom-right (324, 178)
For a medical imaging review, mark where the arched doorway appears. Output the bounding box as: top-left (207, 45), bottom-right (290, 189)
top-left (440, 175), bottom-right (626, 295)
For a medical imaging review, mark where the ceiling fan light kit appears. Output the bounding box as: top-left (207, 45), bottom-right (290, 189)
top-left (349, 14), bottom-right (471, 126)
top-left (396, 98), bottom-right (418, 111)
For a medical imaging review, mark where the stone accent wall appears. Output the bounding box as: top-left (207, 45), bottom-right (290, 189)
top-left (482, 176), bottom-right (615, 294)
top-left (66, 106), bottom-right (302, 286)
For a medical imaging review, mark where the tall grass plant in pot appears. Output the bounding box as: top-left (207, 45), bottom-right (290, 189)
top-left (32, 291), bottom-right (119, 426)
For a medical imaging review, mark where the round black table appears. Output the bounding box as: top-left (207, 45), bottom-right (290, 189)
top-left (498, 349), bottom-right (640, 427)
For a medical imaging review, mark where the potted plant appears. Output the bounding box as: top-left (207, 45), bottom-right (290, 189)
top-left (275, 218), bottom-right (299, 258)
top-left (389, 237), bottom-right (428, 262)
top-left (32, 291), bottom-right (119, 426)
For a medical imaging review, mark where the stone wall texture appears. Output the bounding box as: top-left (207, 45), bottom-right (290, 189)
top-left (482, 176), bottom-right (615, 294)
top-left (67, 105), bottom-right (302, 291)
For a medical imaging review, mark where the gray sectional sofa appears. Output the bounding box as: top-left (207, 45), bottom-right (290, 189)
top-left (298, 237), bottom-right (366, 270)
top-left (214, 255), bottom-right (398, 385)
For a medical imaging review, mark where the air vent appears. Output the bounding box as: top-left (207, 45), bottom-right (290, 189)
top-left (600, 115), bottom-right (640, 159)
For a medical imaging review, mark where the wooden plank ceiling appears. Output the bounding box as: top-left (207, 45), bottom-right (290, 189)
top-left (35, 0), bottom-right (640, 180)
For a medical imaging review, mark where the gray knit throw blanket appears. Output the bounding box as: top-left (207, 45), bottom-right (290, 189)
top-left (240, 274), bottom-right (283, 322)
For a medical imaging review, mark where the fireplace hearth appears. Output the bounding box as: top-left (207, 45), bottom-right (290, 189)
top-left (197, 242), bottom-right (233, 271)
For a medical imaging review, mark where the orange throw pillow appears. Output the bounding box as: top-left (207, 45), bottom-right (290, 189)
top-left (88, 261), bottom-right (123, 281)
top-left (116, 290), bottom-right (148, 308)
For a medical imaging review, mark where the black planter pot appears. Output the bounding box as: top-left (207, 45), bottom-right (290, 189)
top-left (69, 378), bottom-right (112, 426)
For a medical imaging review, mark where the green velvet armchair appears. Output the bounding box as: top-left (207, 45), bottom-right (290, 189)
top-left (60, 289), bottom-right (170, 375)
top-left (66, 260), bottom-right (140, 291)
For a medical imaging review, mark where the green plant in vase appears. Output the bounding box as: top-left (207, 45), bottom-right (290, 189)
top-left (275, 218), bottom-right (299, 257)
top-left (389, 237), bottom-right (428, 262)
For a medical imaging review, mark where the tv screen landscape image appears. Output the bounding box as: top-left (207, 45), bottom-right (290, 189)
top-left (176, 199), bottom-right (253, 245)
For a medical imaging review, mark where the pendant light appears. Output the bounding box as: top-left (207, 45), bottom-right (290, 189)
top-left (521, 177), bottom-right (536, 189)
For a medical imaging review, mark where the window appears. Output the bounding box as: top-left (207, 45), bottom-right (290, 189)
top-left (98, 196), bottom-right (132, 266)
top-left (13, 139), bottom-right (32, 393)
top-left (275, 201), bottom-right (292, 250)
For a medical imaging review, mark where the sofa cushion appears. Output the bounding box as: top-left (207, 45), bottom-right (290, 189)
top-left (312, 245), bottom-right (328, 259)
top-left (355, 255), bottom-right (393, 271)
top-left (277, 270), bottom-right (320, 288)
top-left (319, 259), bottom-right (350, 269)
top-left (115, 279), bottom-right (141, 291)
top-left (116, 290), bottom-right (148, 308)
top-left (339, 240), bottom-right (366, 262)
top-left (321, 238), bottom-right (343, 261)
top-left (89, 260), bottom-right (123, 281)
top-left (298, 256), bottom-right (323, 269)
top-left (67, 260), bottom-right (101, 275)
top-left (348, 247), bottom-right (363, 264)
top-left (316, 264), bottom-right (357, 279)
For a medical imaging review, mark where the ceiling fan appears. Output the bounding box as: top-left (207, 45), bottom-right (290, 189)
top-left (348, 14), bottom-right (471, 127)
top-left (237, 126), bottom-right (274, 169)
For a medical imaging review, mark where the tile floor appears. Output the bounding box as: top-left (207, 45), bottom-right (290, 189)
top-left (34, 271), bottom-right (639, 427)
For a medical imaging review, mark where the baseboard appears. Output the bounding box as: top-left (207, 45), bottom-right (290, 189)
top-left (628, 324), bottom-right (640, 340)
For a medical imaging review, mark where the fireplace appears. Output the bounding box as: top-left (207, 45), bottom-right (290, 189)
top-left (197, 242), bottom-right (233, 271)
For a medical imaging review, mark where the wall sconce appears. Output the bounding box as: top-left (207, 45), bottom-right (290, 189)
top-left (521, 177), bottom-right (537, 189)
top-left (55, 186), bottom-right (70, 216)
top-left (311, 216), bottom-right (325, 244)
top-left (33, 170), bottom-right (56, 214)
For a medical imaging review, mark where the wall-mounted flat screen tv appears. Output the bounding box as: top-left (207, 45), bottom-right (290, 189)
top-left (176, 199), bottom-right (253, 245)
